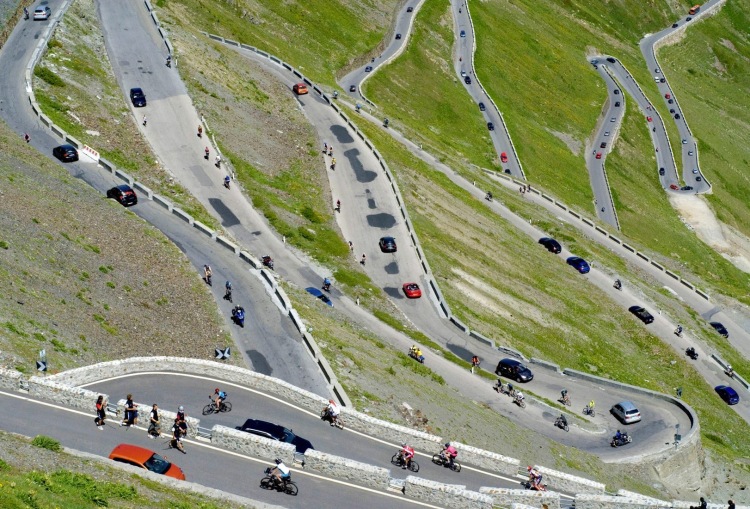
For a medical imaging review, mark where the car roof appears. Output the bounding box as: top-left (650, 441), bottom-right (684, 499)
top-left (717, 385), bottom-right (737, 394)
top-left (499, 358), bottom-right (522, 366)
top-left (109, 443), bottom-right (154, 463)
top-left (130, 87), bottom-right (143, 93)
top-left (57, 144), bottom-right (76, 150)
top-left (380, 236), bottom-right (395, 242)
top-left (240, 419), bottom-right (287, 435)
top-left (115, 184), bottom-right (133, 192)
top-left (615, 400), bottom-right (638, 411)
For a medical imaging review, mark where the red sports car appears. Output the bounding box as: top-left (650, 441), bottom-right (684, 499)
top-left (500, 152), bottom-right (508, 163)
top-left (647, 116), bottom-right (652, 122)
top-left (403, 283), bottom-right (422, 298)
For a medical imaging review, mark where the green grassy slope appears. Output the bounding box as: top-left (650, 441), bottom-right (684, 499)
top-left (659, 1), bottom-right (750, 243)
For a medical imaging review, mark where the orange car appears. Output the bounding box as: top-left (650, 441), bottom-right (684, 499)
top-left (292, 83), bottom-right (308, 95)
top-left (108, 444), bottom-right (186, 480)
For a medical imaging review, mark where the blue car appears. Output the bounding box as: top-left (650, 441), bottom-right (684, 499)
top-left (715, 385), bottom-right (739, 405)
top-left (566, 257), bottom-right (590, 274)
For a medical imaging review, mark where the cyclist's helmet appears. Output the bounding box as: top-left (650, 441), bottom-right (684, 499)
top-left (226, 281), bottom-right (231, 288)
top-left (215, 388), bottom-right (220, 393)
top-left (178, 405), bottom-right (184, 411)
top-left (275, 458), bottom-right (282, 465)
top-left (401, 442), bottom-right (407, 447)
top-left (444, 443), bottom-right (450, 447)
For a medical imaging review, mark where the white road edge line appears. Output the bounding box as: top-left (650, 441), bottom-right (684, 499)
top-left (0, 388), bottom-right (445, 508)
top-left (85, 372), bottom-right (525, 483)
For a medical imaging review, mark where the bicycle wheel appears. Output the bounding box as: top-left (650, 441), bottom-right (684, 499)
top-left (564, 424), bottom-right (569, 432)
top-left (391, 453), bottom-right (402, 467)
top-left (220, 401), bottom-right (232, 413)
top-left (431, 454), bottom-right (443, 466)
top-left (409, 460), bottom-right (420, 473)
top-left (259, 477), bottom-right (274, 490)
top-left (202, 403), bottom-right (215, 416)
top-left (565, 399), bottom-right (571, 407)
top-left (284, 481), bottom-right (298, 496)
top-left (451, 461), bottom-right (462, 473)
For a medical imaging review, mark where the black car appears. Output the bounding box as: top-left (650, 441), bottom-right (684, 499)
top-left (107, 185), bottom-right (138, 207)
top-left (668, 99), bottom-right (674, 104)
top-left (365, 66), bottom-right (373, 72)
top-left (395, 33), bottom-right (402, 40)
top-left (613, 89), bottom-right (620, 95)
top-left (129, 88), bottom-right (146, 107)
top-left (379, 236), bottom-right (397, 253)
top-left (478, 102), bottom-right (486, 111)
top-left (53, 144), bottom-right (79, 162)
top-left (710, 322), bottom-right (729, 338)
top-left (349, 85), bottom-right (356, 92)
top-left (628, 305), bottom-right (654, 324)
top-left (672, 23), bottom-right (679, 28)
top-left (606, 57), bottom-right (616, 63)
top-left (669, 109), bottom-right (675, 114)
top-left (487, 122), bottom-right (495, 131)
top-left (495, 358), bottom-right (533, 382)
top-left (615, 101), bottom-right (620, 107)
top-left (675, 113), bottom-right (681, 119)
top-left (464, 76), bottom-right (471, 85)
top-left (407, 6), bottom-right (414, 12)
top-left (695, 176), bottom-right (702, 182)
top-left (681, 186), bottom-right (694, 191)
top-left (659, 167), bottom-right (665, 176)
top-left (237, 419), bottom-right (313, 454)
top-left (538, 237), bottom-right (561, 254)
top-left (600, 142), bottom-right (607, 148)
top-left (660, 77), bottom-right (666, 83)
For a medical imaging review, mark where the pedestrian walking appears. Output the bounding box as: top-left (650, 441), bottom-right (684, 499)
top-left (215, 154), bottom-right (221, 168)
top-left (147, 403), bottom-right (161, 438)
top-left (471, 355), bottom-right (480, 374)
top-left (120, 394), bottom-right (137, 428)
top-left (361, 253), bottom-right (366, 265)
top-left (323, 142), bottom-right (328, 153)
top-left (23, 133), bottom-right (30, 143)
top-left (94, 395), bottom-right (106, 430)
top-left (142, 115), bottom-right (147, 127)
top-left (728, 500), bottom-right (735, 509)
top-left (689, 497), bottom-right (707, 509)
top-left (335, 199), bottom-right (341, 212)
top-left (330, 157), bottom-right (336, 170)
top-left (328, 147), bottom-right (333, 157)
top-left (197, 125), bottom-right (203, 138)
top-left (204, 146), bottom-right (210, 160)
top-left (348, 241), bottom-right (353, 252)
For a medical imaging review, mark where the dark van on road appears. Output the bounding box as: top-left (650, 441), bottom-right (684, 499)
top-left (495, 358), bottom-right (534, 382)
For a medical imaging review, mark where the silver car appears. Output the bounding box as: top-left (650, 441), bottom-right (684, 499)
top-left (611, 401), bottom-right (641, 424)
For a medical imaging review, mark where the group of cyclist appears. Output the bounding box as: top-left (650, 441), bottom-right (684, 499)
top-left (397, 442), bottom-right (458, 469)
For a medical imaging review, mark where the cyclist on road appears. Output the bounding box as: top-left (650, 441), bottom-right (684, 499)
top-left (588, 399), bottom-right (595, 412)
top-left (399, 442), bottom-right (415, 470)
top-left (271, 458), bottom-right (290, 483)
top-left (203, 265), bottom-right (212, 285)
top-left (224, 281), bottom-right (232, 301)
top-left (170, 421), bottom-right (186, 453)
top-left (214, 388), bottom-right (227, 411)
top-left (441, 443), bottom-right (458, 468)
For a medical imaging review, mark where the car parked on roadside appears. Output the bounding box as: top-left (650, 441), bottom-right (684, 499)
top-left (710, 322), bottom-right (729, 338)
top-left (495, 358), bottom-right (533, 382)
top-left (109, 444), bottom-right (185, 480)
top-left (611, 401), bottom-right (641, 424)
top-left (628, 305), bottom-right (654, 324)
top-left (107, 185), bottom-right (138, 207)
top-left (129, 87), bottom-right (146, 107)
top-left (566, 257), bottom-right (590, 274)
top-left (715, 385), bottom-right (739, 405)
top-left (379, 236), bottom-right (397, 253)
top-left (237, 419), bottom-right (313, 454)
top-left (53, 144), bottom-right (79, 162)
top-left (538, 237), bottom-right (561, 254)
top-left (403, 283), bottom-right (422, 299)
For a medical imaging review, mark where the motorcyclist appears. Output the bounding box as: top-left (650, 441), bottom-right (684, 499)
top-left (322, 277), bottom-right (331, 291)
top-left (166, 54), bottom-right (172, 67)
top-left (515, 391), bottom-right (524, 403)
top-left (24, 7), bottom-right (29, 19)
top-left (726, 365), bottom-right (734, 377)
top-left (614, 429), bottom-right (623, 442)
top-left (441, 443), bottom-right (458, 468)
top-left (614, 279), bottom-right (622, 290)
top-left (485, 191), bottom-right (493, 201)
top-left (224, 281), bottom-right (232, 300)
top-left (558, 414), bottom-right (568, 429)
top-left (399, 442), bottom-right (415, 470)
top-left (224, 175), bottom-right (231, 189)
top-left (675, 324), bottom-right (683, 336)
top-left (323, 399), bottom-right (340, 426)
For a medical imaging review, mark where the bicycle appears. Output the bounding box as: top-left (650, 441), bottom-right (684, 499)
top-left (583, 404), bottom-right (596, 417)
top-left (202, 396), bottom-right (232, 415)
top-left (260, 468), bottom-right (298, 496)
top-left (431, 452), bottom-right (461, 472)
top-left (558, 394), bottom-right (571, 406)
top-left (391, 451), bottom-right (419, 472)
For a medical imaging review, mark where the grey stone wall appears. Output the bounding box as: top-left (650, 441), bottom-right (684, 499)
top-left (28, 376), bottom-right (104, 415)
top-left (575, 494), bottom-right (670, 508)
top-left (453, 441), bottom-right (520, 475)
top-left (211, 425), bottom-right (296, 465)
top-left (303, 449), bottom-right (391, 490)
top-left (0, 367), bottom-right (24, 391)
top-left (406, 476), bottom-right (493, 509)
top-left (479, 487), bottom-right (560, 508)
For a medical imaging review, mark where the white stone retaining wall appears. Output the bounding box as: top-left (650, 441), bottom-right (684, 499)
top-left (453, 441), bottom-right (519, 475)
top-left (211, 425), bottom-right (296, 465)
top-left (0, 367), bottom-right (25, 391)
top-left (575, 494), bottom-right (671, 508)
top-left (479, 487), bottom-right (560, 509)
top-left (28, 376), bottom-right (103, 414)
top-left (534, 464), bottom-right (604, 494)
top-left (304, 449), bottom-right (391, 490)
top-left (405, 476), bottom-right (494, 509)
